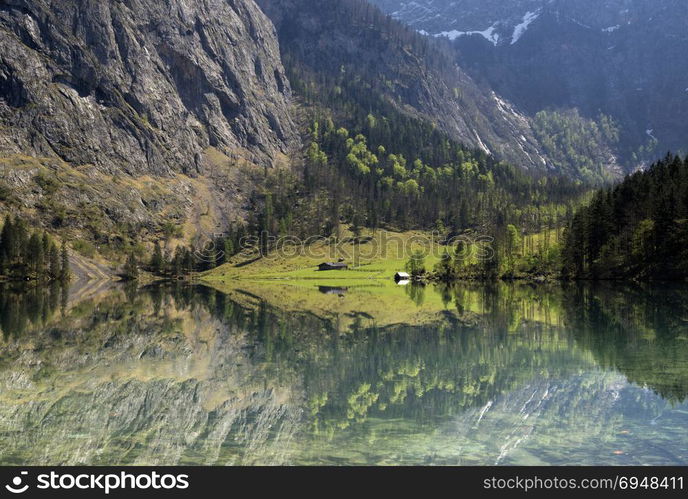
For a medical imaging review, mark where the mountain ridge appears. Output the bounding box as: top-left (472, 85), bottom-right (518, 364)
top-left (369, 0), bottom-right (688, 166)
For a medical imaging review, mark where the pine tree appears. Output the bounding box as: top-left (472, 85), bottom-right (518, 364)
top-left (59, 241), bottom-right (70, 282)
top-left (11, 216), bottom-right (28, 262)
top-left (0, 216), bottom-right (8, 275)
top-left (150, 241), bottom-right (164, 275)
top-left (261, 193), bottom-right (274, 255)
top-left (201, 241), bottom-right (216, 271)
top-left (453, 240), bottom-right (467, 274)
top-left (1, 216), bottom-right (14, 264)
top-left (171, 247), bottom-right (184, 276)
top-left (184, 246), bottom-right (195, 274)
top-left (48, 244), bottom-right (60, 280)
top-left (222, 238), bottom-right (234, 265)
top-left (27, 233), bottom-right (44, 276)
top-left (41, 232), bottom-right (51, 268)
top-left (434, 250), bottom-right (455, 281)
top-left (405, 250), bottom-right (426, 277)
top-left (505, 224), bottom-right (522, 275)
top-left (482, 239), bottom-right (500, 281)
top-left (123, 252), bottom-right (139, 280)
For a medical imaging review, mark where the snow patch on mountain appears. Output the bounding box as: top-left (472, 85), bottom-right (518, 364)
top-left (389, 1), bottom-right (440, 26)
top-left (492, 92), bottom-right (547, 167)
top-left (435, 25), bottom-right (500, 45)
top-left (511, 10), bottom-right (541, 44)
top-left (429, 7), bottom-right (545, 47)
top-left (473, 130), bottom-right (492, 155)
top-left (570, 17), bottom-right (593, 29)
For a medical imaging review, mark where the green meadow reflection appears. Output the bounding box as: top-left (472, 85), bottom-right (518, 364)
top-left (0, 282), bottom-right (686, 465)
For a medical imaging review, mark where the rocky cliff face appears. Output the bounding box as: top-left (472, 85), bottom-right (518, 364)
top-left (0, 0), bottom-right (298, 175)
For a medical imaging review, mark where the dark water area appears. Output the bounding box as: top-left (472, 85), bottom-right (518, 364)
top-left (0, 281), bottom-right (686, 465)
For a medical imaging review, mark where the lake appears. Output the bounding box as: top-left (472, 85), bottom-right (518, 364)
top-left (0, 280), bottom-right (686, 465)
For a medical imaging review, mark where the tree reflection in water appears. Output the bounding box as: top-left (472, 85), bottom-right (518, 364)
top-left (0, 281), bottom-right (686, 465)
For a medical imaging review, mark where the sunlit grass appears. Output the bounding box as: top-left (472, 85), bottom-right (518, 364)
top-left (203, 229), bottom-right (444, 283)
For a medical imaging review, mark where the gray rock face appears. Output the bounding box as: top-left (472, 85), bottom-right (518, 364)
top-left (0, 0), bottom-right (299, 175)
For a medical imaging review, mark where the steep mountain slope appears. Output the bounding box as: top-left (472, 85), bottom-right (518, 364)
top-left (370, 0), bottom-right (688, 166)
top-left (0, 0), bottom-right (297, 174)
top-left (0, 0), bottom-right (615, 268)
top-left (257, 0), bottom-right (550, 171)
top-left (0, 0), bottom-right (300, 252)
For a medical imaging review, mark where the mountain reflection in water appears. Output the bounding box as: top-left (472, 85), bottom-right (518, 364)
top-left (0, 281), bottom-right (686, 465)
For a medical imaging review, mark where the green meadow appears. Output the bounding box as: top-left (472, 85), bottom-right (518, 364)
top-left (203, 229), bottom-right (445, 283)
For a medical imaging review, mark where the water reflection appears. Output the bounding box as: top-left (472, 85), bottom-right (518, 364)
top-left (0, 281), bottom-right (686, 465)
top-left (563, 283), bottom-right (688, 403)
top-left (0, 282), bottom-right (68, 338)
top-left (318, 286), bottom-right (348, 296)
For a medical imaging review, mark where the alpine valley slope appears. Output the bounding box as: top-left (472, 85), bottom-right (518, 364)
top-left (257, 0), bottom-right (553, 172)
top-left (0, 0), bottom-right (298, 249)
top-left (370, 0), bottom-right (688, 167)
top-left (0, 0), bottom-right (621, 267)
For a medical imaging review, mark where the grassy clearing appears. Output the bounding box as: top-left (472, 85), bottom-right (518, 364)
top-left (203, 229), bottom-right (445, 283)
top-left (201, 226), bottom-right (570, 329)
top-left (202, 225), bottom-right (565, 284)
top-left (202, 229), bottom-right (453, 329)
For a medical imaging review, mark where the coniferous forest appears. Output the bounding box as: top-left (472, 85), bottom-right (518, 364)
top-left (562, 155), bottom-right (688, 280)
top-left (300, 116), bottom-right (583, 235)
top-left (0, 216), bottom-right (70, 282)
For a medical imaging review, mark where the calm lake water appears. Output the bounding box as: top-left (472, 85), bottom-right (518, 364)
top-left (0, 280), bottom-right (687, 466)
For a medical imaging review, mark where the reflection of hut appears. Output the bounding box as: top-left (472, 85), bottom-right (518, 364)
top-left (394, 272), bottom-right (410, 282)
top-left (318, 262), bottom-right (348, 271)
top-left (319, 286), bottom-right (348, 296)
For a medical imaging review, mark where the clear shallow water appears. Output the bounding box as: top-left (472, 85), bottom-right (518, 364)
top-left (0, 281), bottom-right (686, 465)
